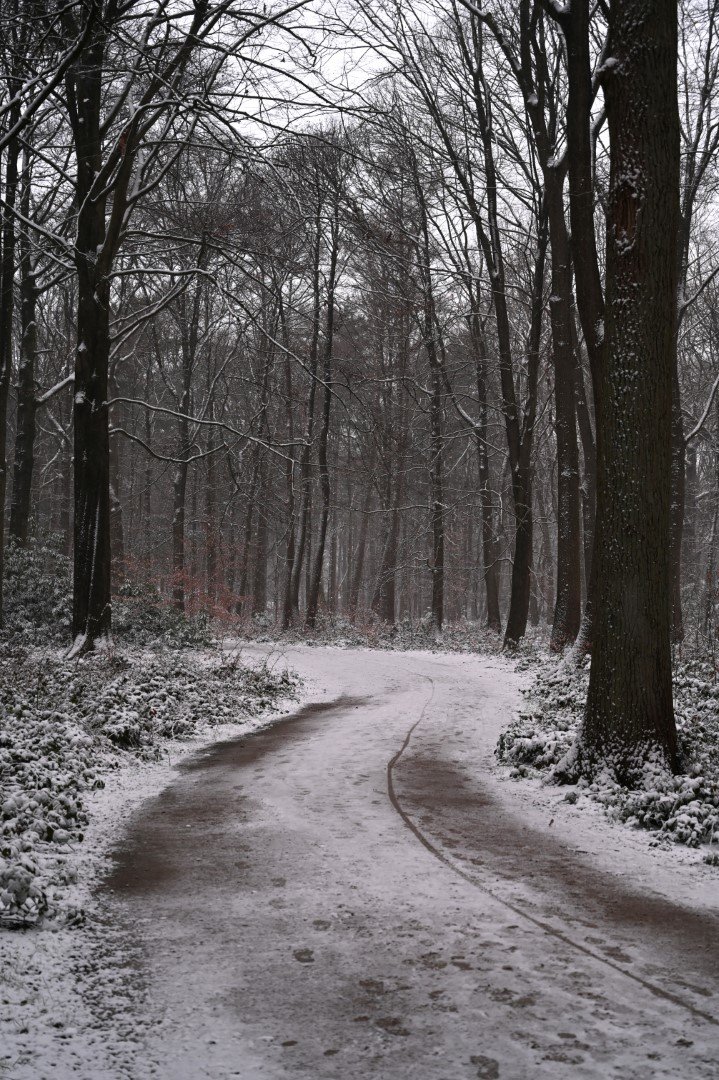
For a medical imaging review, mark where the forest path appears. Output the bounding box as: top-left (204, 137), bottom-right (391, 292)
top-left (95, 647), bottom-right (718, 1079)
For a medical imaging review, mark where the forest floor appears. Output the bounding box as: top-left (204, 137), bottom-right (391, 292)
top-left (1, 644), bottom-right (717, 1079)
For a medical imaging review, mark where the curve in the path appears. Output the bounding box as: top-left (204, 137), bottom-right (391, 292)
top-left (386, 677), bottom-right (718, 1027)
top-left (88, 648), bottom-right (719, 1080)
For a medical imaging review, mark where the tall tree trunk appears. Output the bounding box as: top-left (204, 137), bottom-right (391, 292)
top-left (683, 442), bottom-right (697, 581)
top-left (560, 0), bottom-right (607, 652)
top-left (328, 519), bottom-right (338, 614)
top-left (514, 8), bottom-right (582, 649)
top-left (281, 343), bottom-right (296, 628)
top-left (428, 339), bottom-right (444, 631)
top-left (414, 170), bottom-right (444, 631)
top-left (572, 313), bottom-right (597, 607)
top-left (469, 311), bottom-right (501, 633)
top-left (503, 212), bottom-right (548, 647)
top-left (371, 394), bottom-right (408, 625)
top-left (537, 483), bottom-right (555, 622)
top-left (0, 99), bottom-right (19, 624)
top-left (69, 41), bottom-right (112, 649)
top-left (289, 205), bottom-right (322, 620)
top-left (583, 0), bottom-right (679, 767)
top-left (307, 210), bottom-right (339, 628)
top-left (109, 430), bottom-right (125, 581)
top-left (206, 440), bottom-right (217, 605)
top-left (348, 472), bottom-right (374, 620)
top-left (170, 252), bottom-right (203, 613)
top-left (252, 463), bottom-right (269, 617)
top-left (172, 460), bottom-right (188, 613)
top-left (670, 364), bottom-right (685, 642)
top-left (546, 177), bottom-right (582, 650)
top-left (9, 152), bottom-right (37, 547)
top-left (108, 371), bottom-right (124, 584)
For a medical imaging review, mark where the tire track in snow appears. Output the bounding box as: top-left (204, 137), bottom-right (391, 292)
top-left (386, 675), bottom-right (719, 1029)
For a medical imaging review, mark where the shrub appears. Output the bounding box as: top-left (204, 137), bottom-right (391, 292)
top-left (0, 648), bottom-right (298, 926)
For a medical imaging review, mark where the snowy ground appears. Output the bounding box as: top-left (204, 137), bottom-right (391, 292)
top-left (1, 646), bottom-right (718, 1078)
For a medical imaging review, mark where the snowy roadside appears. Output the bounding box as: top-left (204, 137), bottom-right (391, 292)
top-left (1, 643), bottom-right (716, 1080)
top-left (239, 644), bottom-right (719, 910)
top-left (494, 651), bottom-right (719, 877)
top-left (0, 643), bottom-right (339, 1079)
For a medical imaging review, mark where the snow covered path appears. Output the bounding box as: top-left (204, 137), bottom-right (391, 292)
top-left (27, 649), bottom-right (719, 1077)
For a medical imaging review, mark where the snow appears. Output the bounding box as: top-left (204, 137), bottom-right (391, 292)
top-left (35, 374), bottom-right (75, 406)
top-left (500, 654), bottom-right (719, 853)
top-left (0, 648), bottom-right (303, 1077)
top-left (2, 646), bottom-right (716, 1078)
top-left (0, 647), bottom-right (298, 925)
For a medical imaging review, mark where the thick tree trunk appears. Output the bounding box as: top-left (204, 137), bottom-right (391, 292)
top-left (583, 0), bottom-right (679, 767)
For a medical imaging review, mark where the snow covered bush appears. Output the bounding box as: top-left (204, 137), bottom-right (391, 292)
top-left (498, 654), bottom-right (719, 852)
top-left (113, 581), bottom-right (213, 648)
top-left (0, 648), bottom-right (297, 927)
top-left (2, 537), bottom-right (72, 643)
top-left (1, 539), bottom-right (213, 649)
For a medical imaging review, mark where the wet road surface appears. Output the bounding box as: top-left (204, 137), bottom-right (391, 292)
top-left (95, 648), bottom-right (719, 1079)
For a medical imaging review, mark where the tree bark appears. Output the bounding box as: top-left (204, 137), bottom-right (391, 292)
top-left (557, 0), bottom-right (607, 652)
top-left (503, 212), bottom-right (548, 647)
top-left (348, 466), bottom-right (374, 620)
top-left (469, 310), bottom-right (501, 633)
top-left (307, 207), bottom-right (340, 628)
top-left (583, 0), bottom-right (679, 767)
top-left (289, 203), bottom-right (322, 620)
top-left (68, 37), bottom-right (112, 649)
top-left (0, 94), bottom-right (20, 624)
top-left (9, 152), bottom-right (37, 547)
top-left (670, 362), bottom-right (685, 641)
top-left (546, 176), bottom-right (582, 650)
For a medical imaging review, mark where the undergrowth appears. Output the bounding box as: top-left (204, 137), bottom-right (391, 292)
top-left (234, 611), bottom-right (525, 655)
top-left (0, 647), bottom-right (297, 928)
top-left (498, 654), bottom-right (719, 854)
